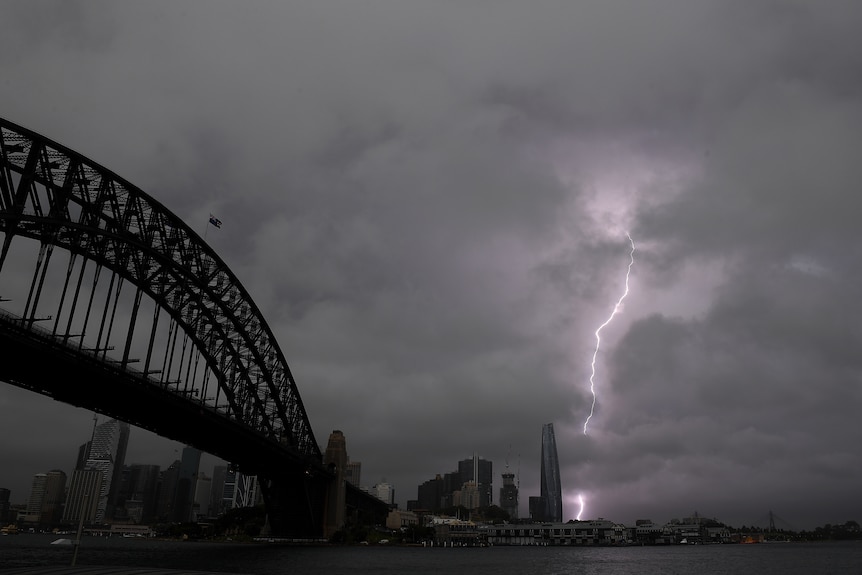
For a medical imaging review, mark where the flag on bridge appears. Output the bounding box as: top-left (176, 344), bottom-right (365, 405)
top-left (209, 214), bottom-right (222, 229)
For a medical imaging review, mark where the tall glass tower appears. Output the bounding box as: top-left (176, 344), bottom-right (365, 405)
top-left (540, 423), bottom-right (563, 522)
top-left (75, 418), bottom-right (130, 523)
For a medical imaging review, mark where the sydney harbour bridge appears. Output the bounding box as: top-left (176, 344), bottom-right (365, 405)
top-left (0, 117), bottom-right (387, 537)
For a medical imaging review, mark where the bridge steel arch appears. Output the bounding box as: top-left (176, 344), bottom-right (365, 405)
top-left (0, 118), bottom-right (361, 536)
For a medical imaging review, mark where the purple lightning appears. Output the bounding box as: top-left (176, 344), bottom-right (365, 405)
top-left (583, 233), bottom-right (635, 435)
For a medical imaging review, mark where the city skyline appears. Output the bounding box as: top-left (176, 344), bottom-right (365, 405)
top-left (0, 412), bottom-right (850, 531)
top-left (2, 2), bottom-right (862, 531)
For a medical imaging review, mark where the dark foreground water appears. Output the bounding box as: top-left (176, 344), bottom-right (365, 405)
top-left (2, 534), bottom-right (861, 575)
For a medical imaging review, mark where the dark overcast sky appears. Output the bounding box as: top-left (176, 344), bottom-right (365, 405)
top-left (2, 1), bottom-right (862, 530)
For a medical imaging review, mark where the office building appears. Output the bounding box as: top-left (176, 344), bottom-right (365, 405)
top-left (40, 470), bottom-right (66, 527)
top-left (417, 475), bottom-right (444, 511)
top-left (210, 465), bottom-right (227, 517)
top-left (346, 460), bottom-right (361, 486)
top-left (458, 455), bottom-right (492, 508)
top-left (62, 469), bottom-right (102, 525)
top-left (370, 482), bottom-right (394, 505)
top-left (194, 472), bottom-right (212, 519)
top-left (175, 446), bottom-right (202, 522)
top-left (122, 464), bottom-right (160, 524)
top-left (222, 468), bottom-right (260, 510)
top-left (76, 418), bottom-right (130, 522)
top-left (156, 460), bottom-right (181, 521)
top-left (414, 455), bottom-right (495, 513)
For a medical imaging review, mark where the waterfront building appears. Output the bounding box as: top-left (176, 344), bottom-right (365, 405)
top-left (539, 423), bottom-right (563, 522)
top-left (386, 508), bottom-right (418, 530)
top-left (429, 515), bottom-right (482, 546)
top-left (486, 519), bottom-right (627, 546)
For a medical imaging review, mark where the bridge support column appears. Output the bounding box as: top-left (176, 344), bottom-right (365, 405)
top-left (258, 469), bottom-right (332, 539)
top-left (322, 430), bottom-right (348, 539)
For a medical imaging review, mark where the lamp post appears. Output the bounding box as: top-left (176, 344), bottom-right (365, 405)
top-left (71, 493), bottom-right (88, 566)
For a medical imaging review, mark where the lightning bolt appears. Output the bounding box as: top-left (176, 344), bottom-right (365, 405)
top-left (583, 233), bottom-right (635, 435)
top-left (577, 493), bottom-right (585, 521)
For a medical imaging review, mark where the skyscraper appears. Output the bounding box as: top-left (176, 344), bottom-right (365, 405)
top-left (540, 423), bottom-right (563, 522)
top-left (73, 418), bottom-right (130, 523)
top-left (194, 472), bottom-right (212, 519)
top-left (122, 464), bottom-right (160, 524)
top-left (175, 446), bottom-right (202, 522)
top-left (210, 465), bottom-right (227, 517)
top-left (41, 470), bottom-right (66, 527)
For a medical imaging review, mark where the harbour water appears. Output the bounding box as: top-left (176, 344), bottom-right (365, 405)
top-left (2, 534), bottom-right (861, 574)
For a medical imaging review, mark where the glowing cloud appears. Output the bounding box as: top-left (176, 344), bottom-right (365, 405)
top-left (583, 233), bottom-right (636, 435)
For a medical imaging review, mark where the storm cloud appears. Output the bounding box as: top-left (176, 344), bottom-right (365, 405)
top-left (2, 1), bottom-right (861, 530)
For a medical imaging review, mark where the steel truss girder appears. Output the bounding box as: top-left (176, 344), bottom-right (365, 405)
top-left (0, 118), bottom-right (320, 459)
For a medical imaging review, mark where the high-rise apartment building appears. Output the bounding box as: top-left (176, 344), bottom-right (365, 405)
top-left (539, 423), bottom-right (563, 522)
